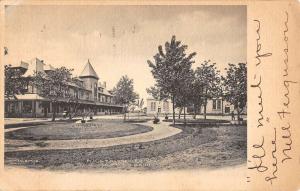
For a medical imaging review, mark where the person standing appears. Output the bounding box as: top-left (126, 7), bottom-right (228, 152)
top-left (231, 111), bottom-right (235, 121)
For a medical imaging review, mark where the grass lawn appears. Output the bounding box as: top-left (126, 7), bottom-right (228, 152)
top-left (5, 119), bottom-right (153, 140)
top-left (5, 123), bottom-right (246, 171)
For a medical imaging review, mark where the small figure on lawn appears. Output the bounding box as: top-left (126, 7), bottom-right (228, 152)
top-left (231, 111), bottom-right (235, 121)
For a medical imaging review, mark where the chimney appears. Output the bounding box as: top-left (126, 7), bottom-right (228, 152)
top-left (103, 81), bottom-right (106, 88)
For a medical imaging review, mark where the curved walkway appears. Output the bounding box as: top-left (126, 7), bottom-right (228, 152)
top-left (5, 121), bottom-right (182, 152)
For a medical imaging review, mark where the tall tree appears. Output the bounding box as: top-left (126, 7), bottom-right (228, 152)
top-left (174, 69), bottom-right (194, 125)
top-left (112, 75), bottom-right (139, 120)
top-left (147, 35), bottom-right (196, 125)
top-left (195, 60), bottom-right (221, 120)
top-left (32, 67), bottom-right (73, 121)
top-left (188, 71), bottom-right (204, 119)
top-left (222, 63), bottom-right (247, 123)
top-left (4, 65), bottom-right (27, 99)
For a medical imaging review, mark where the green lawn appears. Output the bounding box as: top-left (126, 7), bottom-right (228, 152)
top-left (5, 119), bottom-right (153, 140)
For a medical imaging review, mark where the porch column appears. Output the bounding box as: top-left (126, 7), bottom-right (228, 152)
top-left (32, 100), bottom-right (36, 118)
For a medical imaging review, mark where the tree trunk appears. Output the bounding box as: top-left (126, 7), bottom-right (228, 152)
top-left (183, 106), bottom-right (186, 126)
top-left (199, 103), bottom-right (202, 114)
top-left (68, 102), bottom-right (72, 120)
top-left (178, 107), bottom-right (183, 119)
top-left (193, 104), bottom-right (197, 119)
top-left (237, 107), bottom-right (241, 125)
top-left (52, 102), bottom-right (56, 121)
top-left (172, 95), bottom-right (175, 125)
top-left (221, 98), bottom-right (224, 117)
top-left (204, 98), bottom-right (207, 120)
top-left (123, 106), bottom-right (126, 121)
top-left (204, 89), bottom-right (208, 120)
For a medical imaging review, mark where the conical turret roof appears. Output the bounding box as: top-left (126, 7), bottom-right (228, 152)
top-left (79, 59), bottom-right (99, 80)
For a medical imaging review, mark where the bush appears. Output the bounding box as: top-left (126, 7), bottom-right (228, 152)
top-left (153, 117), bottom-right (160, 124)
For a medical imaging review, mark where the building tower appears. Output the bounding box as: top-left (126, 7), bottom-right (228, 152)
top-left (79, 59), bottom-right (99, 101)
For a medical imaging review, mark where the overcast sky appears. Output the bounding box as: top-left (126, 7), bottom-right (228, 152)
top-left (4, 5), bottom-right (246, 100)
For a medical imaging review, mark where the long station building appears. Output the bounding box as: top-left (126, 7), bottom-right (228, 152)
top-left (5, 58), bottom-right (123, 118)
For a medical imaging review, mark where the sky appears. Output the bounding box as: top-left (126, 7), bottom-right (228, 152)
top-left (4, 5), bottom-right (246, 100)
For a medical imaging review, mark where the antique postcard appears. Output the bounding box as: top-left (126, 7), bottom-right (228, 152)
top-left (0, 0), bottom-right (299, 190)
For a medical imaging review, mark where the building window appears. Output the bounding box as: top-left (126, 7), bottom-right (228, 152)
top-left (94, 83), bottom-right (97, 100)
top-left (163, 102), bottom-right (169, 112)
top-left (213, 100), bottom-right (217, 110)
top-left (213, 99), bottom-right (221, 110)
top-left (75, 90), bottom-right (79, 99)
top-left (151, 102), bottom-right (156, 111)
top-left (217, 100), bottom-right (221, 109)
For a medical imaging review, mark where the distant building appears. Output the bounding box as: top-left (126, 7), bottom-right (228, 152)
top-left (146, 96), bottom-right (185, 115)
top-left (5, 58), bottom-right (123, 118)
top-left (146, 96), bottom-right (235, 115)
top-left (201, 98), bottom-right (234, 115)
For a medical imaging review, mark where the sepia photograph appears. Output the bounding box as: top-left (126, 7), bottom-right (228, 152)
top-left (4, 5), bottom-right (247, 172)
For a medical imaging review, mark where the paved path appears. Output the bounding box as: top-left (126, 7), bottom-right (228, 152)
top-left (5, 121), bottom-right (182, 152)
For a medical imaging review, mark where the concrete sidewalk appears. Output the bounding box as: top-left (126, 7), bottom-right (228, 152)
top-left (4, 118), bottom-right (50, 125)
top-left (5, 121), bottom-right (182, 152)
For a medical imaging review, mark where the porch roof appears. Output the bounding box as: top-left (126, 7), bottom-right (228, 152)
top-left (5, 94), bottom-right (46, 101)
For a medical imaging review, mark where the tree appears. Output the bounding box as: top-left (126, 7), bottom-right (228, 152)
top-left (174, 70), bottom-right (194, 125)
top-left (146, 86), bottom-right (166, 100)
top-left (194, 60), bottom-right (221, 120)
top-left (222, 63), bottom-right (247, 124)
top-left (112, 75), bottom-right (139, 120)
top-left (64, 78), bottom-right (83, 120)
top-left (4, 65), bottom-right (27, 99)
top-left (32, 67), bottom-right (73, 121)
top-left (187, 71), bottom-right (204, 119)
top-left (147, 35), bottom-right (196, 125)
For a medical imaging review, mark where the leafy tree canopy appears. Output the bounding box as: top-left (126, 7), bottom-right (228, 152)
top-left (112, 75), bottom-right (139, 107)
top-left (222, 63), bottom-right (247, 111)
top-left (194, 60), bottom-right (221, 99)
top-left (147, 35), bottom-right (196, 101)
top-left (32, 67), bottom-right (73, 101)
top-left (5, 64), bottom-right (27, 98)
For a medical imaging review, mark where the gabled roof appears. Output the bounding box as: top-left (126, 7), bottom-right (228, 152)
top-left (79, 59), bottom-right (99, 80)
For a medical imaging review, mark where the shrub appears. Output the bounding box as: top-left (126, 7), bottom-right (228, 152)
top-left (153, 117), bottom-right (160, 124)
